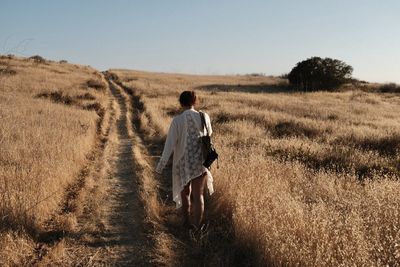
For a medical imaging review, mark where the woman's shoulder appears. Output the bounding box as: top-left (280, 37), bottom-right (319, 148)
top-left (171, 111), bottom-right (187, 124)
top-left (175, 109), bottom-right (210, 123)
top-left (171, 114), bottom-right (181, 123)
top-left (198, 110), bottom-right (211, 120)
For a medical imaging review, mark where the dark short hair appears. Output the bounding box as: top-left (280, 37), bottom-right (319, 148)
top-left (179, 91), bottom-right (197, 107)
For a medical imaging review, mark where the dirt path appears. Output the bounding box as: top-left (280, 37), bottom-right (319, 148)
top-left (82, 82), bottom-right (152, 265)
top-left (38, 80), bottom-right (156, 266)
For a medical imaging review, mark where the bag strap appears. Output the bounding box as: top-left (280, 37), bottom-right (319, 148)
top-left (199, 111), bottom-right (209, 136)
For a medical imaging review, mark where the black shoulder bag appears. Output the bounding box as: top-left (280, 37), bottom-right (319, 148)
top-left (199, 111), bottom-right (219, 169)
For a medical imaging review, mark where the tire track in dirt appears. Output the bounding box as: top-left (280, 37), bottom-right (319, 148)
top-left (81, 80), bottom-right (153, 266)
top-left (31, 77), bottom-right (155, 266)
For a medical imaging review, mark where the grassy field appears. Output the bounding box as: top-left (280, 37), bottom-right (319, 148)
top-left (1, 55), bottom-right (400, 266)
top-left (112, 69), bottom-right (400, 266)
top-left (0, 56), bottom-right (109, 265)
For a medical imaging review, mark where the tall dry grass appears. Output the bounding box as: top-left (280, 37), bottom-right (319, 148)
top-left (0, 56), bottom-right (108, 266)
top-left (112, 69), bottom-right (400, 266)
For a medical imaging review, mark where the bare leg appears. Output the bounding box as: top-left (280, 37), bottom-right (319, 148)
top-left (180, 182), bottom-right (191, 227)
top-left (191, 173), bottom-right (207, 228)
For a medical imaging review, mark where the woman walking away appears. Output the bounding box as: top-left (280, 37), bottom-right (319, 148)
top-left (155, 91), bottom-right (214, 230)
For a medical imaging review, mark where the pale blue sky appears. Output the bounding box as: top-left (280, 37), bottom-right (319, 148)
top-left (1, 1), bottom-right (399, 83)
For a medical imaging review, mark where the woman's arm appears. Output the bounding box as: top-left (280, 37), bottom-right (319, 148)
top-left (155, 118), bottom-right (178, 173)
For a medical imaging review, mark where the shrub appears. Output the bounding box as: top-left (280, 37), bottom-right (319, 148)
top-left (0, 54), bottom-right (15, 60)
top-left (103, 71), bottom-right (119, 81)
top-left (84, 102), bottom-right (102, 112)
top-left (272, 121), bottom-right (320, 139)
top-left (125, 77), bottom-right (138, 82)
top-left (279, 73), bottom-right (289, 79)
top-left (247, 73), bottom-right (265, 77)
top-left (86, 79), bottom-right (106, 91)
top-left (76, 93), bottom-right (96, 100)
top-left (29, 55), bottom-right (46, 64)
top-left (36, 91), bottom-right (76, 105)
top-left (359, 135), bottom-right (400, 156)
top-left (0, 66), bottom-right (17, 75)
top-left (288, 57), bottom-right (353, 91)
top-left (378, 83), bottom-right (400, 93)
top-left (59, 60), bottom-right (68, 64)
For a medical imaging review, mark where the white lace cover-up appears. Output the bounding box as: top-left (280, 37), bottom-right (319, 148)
top-left (155, 108), bottom-right (214, 208)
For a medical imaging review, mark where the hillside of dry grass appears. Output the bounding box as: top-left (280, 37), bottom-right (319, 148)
top-left (112, 69), bottom-right (400, 266)
top-left (1, 55), bottom-right (399, 266)
top-left (0, 55), bottom-right (110, 266)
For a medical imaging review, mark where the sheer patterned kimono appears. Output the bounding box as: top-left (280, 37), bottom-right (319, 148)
top-left (155, 108), bottom-right (214, 208)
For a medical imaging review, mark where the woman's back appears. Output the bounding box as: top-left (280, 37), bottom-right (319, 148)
top-left (175, 109), bottom-right (206, 188)
top-left (155, 91), bottom-right (214, 229)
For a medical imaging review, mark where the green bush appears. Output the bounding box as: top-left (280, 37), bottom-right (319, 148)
top-left (288, 57), bottom-right (353, 91)
top-left (29, 55), bottom-right (46, 64)
top-left (378, 83), bottom-right (400, 93)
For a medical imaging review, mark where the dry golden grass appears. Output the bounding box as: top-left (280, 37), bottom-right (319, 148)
top-left (112, 69), bottom-right (400, 266)
top-left (2, 56), bottom-right (399, 266)
top-left (0, 56), bottom-right (109, 266)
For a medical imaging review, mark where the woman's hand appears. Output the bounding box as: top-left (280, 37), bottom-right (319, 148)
top-left (154, 162), bottom-right (163, 175)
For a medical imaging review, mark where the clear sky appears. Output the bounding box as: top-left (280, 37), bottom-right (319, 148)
top-left (1, 0), bottom-right (399, 83)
